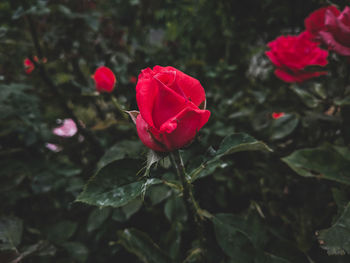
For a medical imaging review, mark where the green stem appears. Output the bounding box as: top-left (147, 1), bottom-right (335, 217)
top-left (111, 95), bottom-right (128, 120)
top-left (169, 150), bottom-right (206, 260)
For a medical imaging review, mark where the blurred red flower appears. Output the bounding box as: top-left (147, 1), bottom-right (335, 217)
top-left (304, 5), bottom-right (340, 41)
top-left (266, 31), bottom-right (328, 83)
top-left (93, 66), bottom-right (116, 93)
top-left (23, 56), bottom-right (38, 74)
top-left (23, 56), bottom-right (47, 74)
top-left (272, 112), bottom-right (285, 119)
top-left (130, 76), bottom-right (137, 84)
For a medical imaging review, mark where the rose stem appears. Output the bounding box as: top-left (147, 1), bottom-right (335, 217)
top-left (25, 14), bottom-right (104, 159)
top-left (169, 150), bottom-right (207, 260)
top-left (111, 95), bottom-right (129, 120)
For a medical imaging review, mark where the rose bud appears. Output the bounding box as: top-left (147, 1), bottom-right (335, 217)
top-left (266, 31), bottom-right (329, 83)
top-left (130, 66), bottom-right (210, 152)
top-left (304, 5), bottom-right (340, 41)
top-left (23, 56), bottom-right (39, 74)
top-left (272, 112), bottom-right (285, 119)
top-left (24, 56), bottom-right (47, 74)
top-left (93, 66), bottom-right (116, 93)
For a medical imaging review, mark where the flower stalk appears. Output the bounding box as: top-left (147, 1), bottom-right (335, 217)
top-left (111, 95), bottom-right (129, 120)
top-left (170, 150), bottom-right (207, 260)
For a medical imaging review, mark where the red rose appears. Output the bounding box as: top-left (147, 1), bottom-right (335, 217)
top-left (131, 66), bottom-right (210, 152)
top-left (266, 31), bottom-right (329, 83)
top-left (305, 5), bottom-right (340, 40)
top-left (93, 66), bottom-right (116, 93)
top-left (23, 56), bottom-right (39, 74)
top-left (272, 112), bottom-right (285, 119)
top-left (23, 56), bottom-right (47, 74)
top-left (318, 6), bottom-right (350, 56)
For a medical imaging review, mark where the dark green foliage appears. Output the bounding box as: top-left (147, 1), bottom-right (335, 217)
top-left (318, 203), bottom-right (350, 255)
top-left (2, 0), bottom-right (350, 262)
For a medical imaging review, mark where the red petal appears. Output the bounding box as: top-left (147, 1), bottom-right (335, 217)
top-left (305, 5), bottom-right (340, 36)
top-left (275, 68), bottom-right (327, 83)
top-left (324, 9), bottom-right (350, 46)
top-left (319, 31), bottom-right (350, 56)
top-left (152, 76), bottom-right (188, 129)
top-left (155, 66), bottom-right (206, 107)
top-left (162, 107), bottom-right (210, 151)
top-left (136, 68), bottom-right (158, 128)
top-left (339, 6), bottom-right (350, 27)
top-left (265, 51), bottom-right (283, 67)
top-left (154, 70), bottom-right (188, 100)
top-left (136, 114), bottom-right (166, 152)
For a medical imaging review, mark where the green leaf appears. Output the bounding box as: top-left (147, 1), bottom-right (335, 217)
top-left (146, 185), bottom-right (172, 205)
top-left (87, 207), bottom-right (111, 232)
top-left (211, 213), bottom-right (290, 262)
top-left (270, 114), bottom-right (299, 140)
top-left (164, 222), bottom-right (182, 261)
top-left (189, 133), bottom-right (272, 182)
top-left (282, 144), bottom-right (350, 185)
top-left (117, 228), bottom-right (171, 263)
top-left (95, 140), bottom-right (144, 173)
top-left (334, 96), bottom-right (350, 106)
top-left (61, 242), bottom-right (89, 262)
top-left (110, 198), bottom-right (143, 223)
top-left (122, 198), bottom-right (143, 219)
top-left (318, 203), bottom-right (350, 255)
top-left (47, 221), bottom-right (77, 244)
top-left (0, 216), bottom-right (23, 251)
top-left (188, 160), bottom-right (223, 182)
top-left (290, 84), bottom-right (319, 108)
top-left (76, 159), bottom-right (162, 208)
top-left (112, 208), bottom-right (127, 222)
top-left (216, 133), bottom-right (272, 158)
top-left (12, 3), bottom-right (50, 20)
top-left (164, 195), bottom-right (187, 222)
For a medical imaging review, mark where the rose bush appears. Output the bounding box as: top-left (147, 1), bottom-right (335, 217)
top-left (266, 31), bottom-right (329, 83)
top-left (132, 66), bottom-right (210, 152)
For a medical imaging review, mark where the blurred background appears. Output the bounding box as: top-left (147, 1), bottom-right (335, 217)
top-left (1, 0), bottom-right (350, 262)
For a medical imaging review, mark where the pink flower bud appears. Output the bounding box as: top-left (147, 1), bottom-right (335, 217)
top-left (52, 119), bottom-right (78, 137)
top-left (45, 143), bottom-right (62, 152)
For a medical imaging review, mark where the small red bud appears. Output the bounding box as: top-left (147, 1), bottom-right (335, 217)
top-left (93, 66), bottom-right (116, 93)
top-left (23, 56), bottom-right (47, 74)
top-left (24, 58), bottom-right (35, 74)
top-left (272, 112), bottom-right (285, 119)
